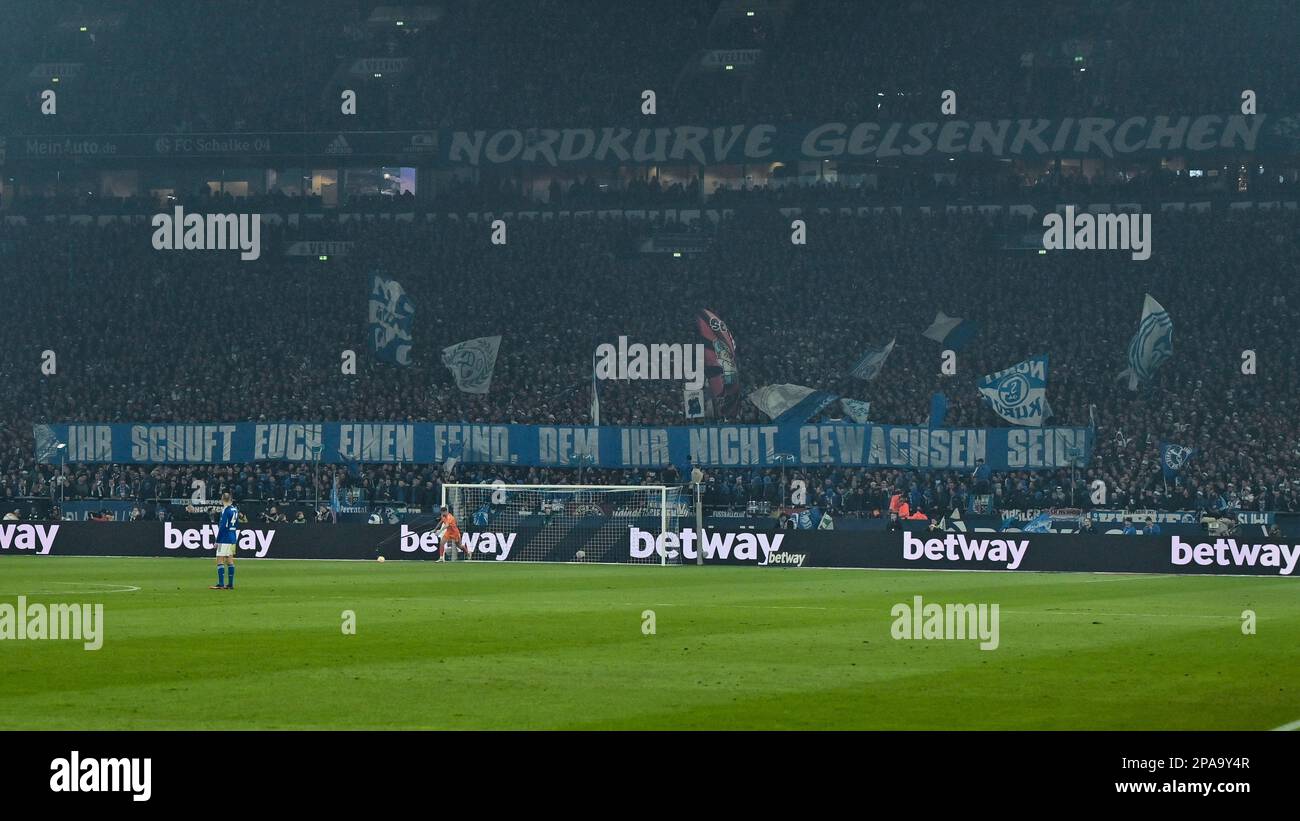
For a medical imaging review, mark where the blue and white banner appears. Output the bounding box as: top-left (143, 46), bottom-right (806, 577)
top-left (849, 338), bottom-right (895, 380)
top-left (441, 335), bottom-right (502, 394)
top-left (35, 421), bottom-right (1093, 471)
top-left (1123, 294), bottom-right (1173, 390)
top-left (748, 384), bottom-right (838, 423)
top-left (977, 355), bottom-right (1052, 427)
top-left (368, 275), bottom-right (415, 365)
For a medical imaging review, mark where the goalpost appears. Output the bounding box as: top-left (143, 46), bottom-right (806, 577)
top-left (440, 483), bottom-right (685, 565)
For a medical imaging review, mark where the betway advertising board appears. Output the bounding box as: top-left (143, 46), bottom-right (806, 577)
top-left (1, 523), bottom-right (1295, 576)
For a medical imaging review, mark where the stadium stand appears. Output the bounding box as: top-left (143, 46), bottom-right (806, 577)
top-left (1, 0), bottom-right (1299, 526)
top-left (3, 207), bottom-right (1299, 519)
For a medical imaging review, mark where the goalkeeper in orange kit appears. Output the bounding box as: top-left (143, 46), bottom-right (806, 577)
top-left (435, 506), bottom-right (466, 561)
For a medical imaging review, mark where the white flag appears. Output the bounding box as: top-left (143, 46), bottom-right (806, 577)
top-left (441, 335), bottom-right (502, 394)
top-left (747, 384), bottom-right (838, 422)
top-left (1122, 294), bottom-right (1173, 390)
top-left (922, 311), bottom-right (963, 343)
top-left (849, 339), bottom-right (896, 380)
top-left (840, 398), bottom-right (871, 423)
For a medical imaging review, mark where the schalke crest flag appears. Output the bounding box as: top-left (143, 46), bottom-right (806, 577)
top-left (441, 335), bottom-right (502, 394)
top-left (977, 355), bottom-right (1052, 426)
top-left (1161, 442), bottom-right (1195, 480)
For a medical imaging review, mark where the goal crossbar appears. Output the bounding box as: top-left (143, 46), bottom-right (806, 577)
top-left (439, 483), bottom-right (682, 565)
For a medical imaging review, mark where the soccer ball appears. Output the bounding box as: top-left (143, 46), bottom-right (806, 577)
top-left (377, 556), bottom-right (386, 563)
top-left (574, 550), bottom-right (586, 561)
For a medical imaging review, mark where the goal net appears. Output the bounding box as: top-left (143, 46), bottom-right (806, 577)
top-left (440, 484), bottom-right (685, 565)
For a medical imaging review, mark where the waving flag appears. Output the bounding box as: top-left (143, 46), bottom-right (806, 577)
top-left (748, 384), bottom-right (838, 423)
top-left (849, 338), bottom-right (896, 380)
top-left (977, 355), bottom-right (1052, 426)
top-left (1122, 294), bottom-right (1173, 390)
top-left (441, 335), bottom-right (502, 394)
top-left (922, 311), bottom-right (978, 349)
top-left (1161, 442), bottom-right (1195, 481)
top-left (696, 309), bottom-right (739, 412)
top-left (33, 425), bottom-right (64, 464)
top-left (590, 352), bottom-right (600, 426)
top-left (1018, 512), bottom-right (1054, 533)
top-left (368, 274), bottom-right (415, 365)
top-left (840, 398), bottom-right (871, 423)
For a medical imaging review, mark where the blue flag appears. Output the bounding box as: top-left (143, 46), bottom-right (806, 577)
top-left (1020, 512), bottom-right (1053, 533)
top-left (928, 392), bottom-right (949, 428)
top-left (796, 507), bottom-right (826, 530)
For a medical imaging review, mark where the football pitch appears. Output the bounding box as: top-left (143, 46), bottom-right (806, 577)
top-left (0, 556), bottom-right (1296, 730)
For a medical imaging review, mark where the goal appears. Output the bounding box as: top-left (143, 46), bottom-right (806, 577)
top-left (440, 483), bottom-right (685, 564)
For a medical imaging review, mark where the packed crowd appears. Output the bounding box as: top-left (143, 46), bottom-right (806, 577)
top-left (2, 0), bottom-right (1296, 135)
top-left (8, 159), bottom-right (1300, 220)
top-left (2, 204), bottom-right (1298, 518)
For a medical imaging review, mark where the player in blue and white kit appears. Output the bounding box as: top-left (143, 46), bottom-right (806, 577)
top-left (211, 492), bottom-right (239, 589)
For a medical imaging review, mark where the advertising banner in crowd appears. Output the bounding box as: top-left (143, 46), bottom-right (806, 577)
top-left (34, 421), bottom-right (1093, 471)
top-left (3, 112), bottom-right (1292, 166)
top-left (438, 114), bottom-right (1276, 166)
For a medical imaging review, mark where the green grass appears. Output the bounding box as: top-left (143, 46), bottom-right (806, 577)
top-left (0, 556), bottom-right (1296, 729)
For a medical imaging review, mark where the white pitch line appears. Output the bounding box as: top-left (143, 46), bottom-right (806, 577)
top-left (1272, 718), bottom-right (1300, 731)
top-left (604, 602), bottom-right (1233, 620)
top-left (451, 597), bottom-right (1239, 622)
top-left (1002, 609), bottom-right (1228, 620)
top-left (0, 582), bottom-right (141, 595)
